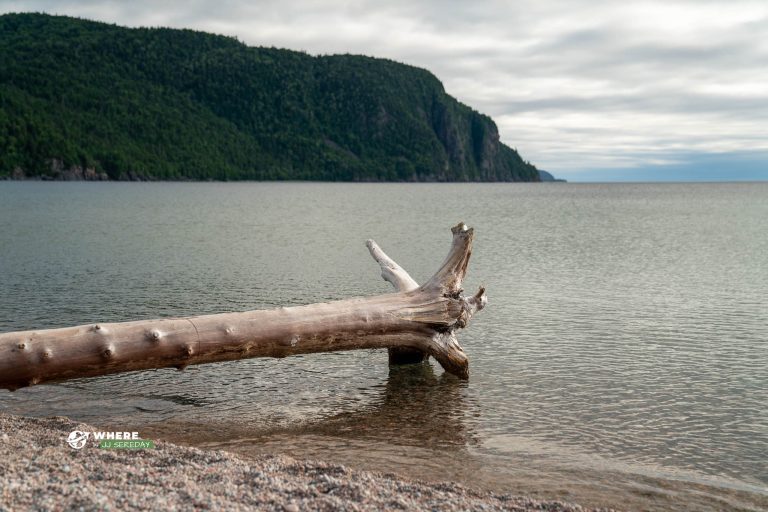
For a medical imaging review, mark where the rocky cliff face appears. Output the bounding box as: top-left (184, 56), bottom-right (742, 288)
top-left (48, 159), bottom-right (109, 181)
top-left (7, 160), bottom-right (109, 181)
top-left (428, 97), bottom-right (535, 182)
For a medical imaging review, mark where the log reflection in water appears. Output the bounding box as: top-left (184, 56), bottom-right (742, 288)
top-left (295, 362), bottom-right (478, 448)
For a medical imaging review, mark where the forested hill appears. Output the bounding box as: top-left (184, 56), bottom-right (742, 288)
top-left (0, 13), bottom-right (539, 181)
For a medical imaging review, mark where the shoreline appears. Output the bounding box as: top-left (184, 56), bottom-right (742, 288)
top-left (0, 175), bottom-right (542, 183)
top-left (0, 413), bottom-right (611, 511)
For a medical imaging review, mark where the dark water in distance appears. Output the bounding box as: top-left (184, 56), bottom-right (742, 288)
top-left (1, 182), bottom-right (766, 510)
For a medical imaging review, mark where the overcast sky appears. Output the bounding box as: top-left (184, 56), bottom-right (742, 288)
top-left (3, 0), bottom-right (767, 181)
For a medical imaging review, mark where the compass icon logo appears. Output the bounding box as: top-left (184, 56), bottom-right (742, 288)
top-left (67, 430), bottom-right (89, 450)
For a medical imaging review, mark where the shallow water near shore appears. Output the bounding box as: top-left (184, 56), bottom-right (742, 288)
top-left (1, 182), bottom-right (766, 510)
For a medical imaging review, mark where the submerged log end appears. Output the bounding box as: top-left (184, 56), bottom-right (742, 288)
top-left (428, 332), bottom-right (469, 380)
top-left (388, 346), bottom-right (427, 365)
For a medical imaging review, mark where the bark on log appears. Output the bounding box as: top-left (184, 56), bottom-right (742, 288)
top-left (0, 223), bottom-right (486, 391)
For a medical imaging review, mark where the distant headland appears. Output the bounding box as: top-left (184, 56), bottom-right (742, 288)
top-left (538, 170), bottom-right (567, 182)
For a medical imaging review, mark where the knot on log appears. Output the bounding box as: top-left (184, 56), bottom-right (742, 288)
top-left (456, 287), bottom-right (487, 329)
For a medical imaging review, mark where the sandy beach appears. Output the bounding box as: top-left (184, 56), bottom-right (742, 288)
top-left (0, 413), bottom-right (616, 511)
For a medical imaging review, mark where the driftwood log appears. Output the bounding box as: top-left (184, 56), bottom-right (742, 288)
top-left (0, 223), bottom-right (486, 391)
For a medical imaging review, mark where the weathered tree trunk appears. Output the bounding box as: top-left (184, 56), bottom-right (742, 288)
top-left (0, 223), bottom-right (486, 391)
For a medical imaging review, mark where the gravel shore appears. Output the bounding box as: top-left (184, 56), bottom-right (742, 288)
top-left (0, 413), bottom-right (616, 511)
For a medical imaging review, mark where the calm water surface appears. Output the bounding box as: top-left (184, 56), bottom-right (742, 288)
top-left (0, 182), bottom-right (766, 511)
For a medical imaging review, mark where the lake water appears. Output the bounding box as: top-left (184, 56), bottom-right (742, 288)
top-left (0, 182), bottom-right (766, 511)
